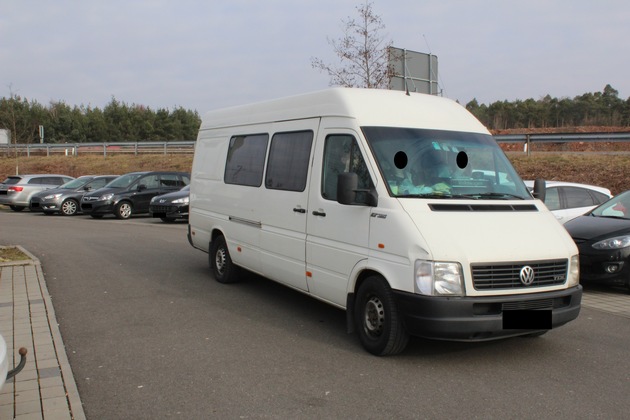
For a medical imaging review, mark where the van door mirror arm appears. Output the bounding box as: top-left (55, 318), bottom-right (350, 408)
top-left (337, 172), bottom-right (378, 207)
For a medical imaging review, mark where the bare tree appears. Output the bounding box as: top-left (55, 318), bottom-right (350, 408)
top-left (311, 1), bottom-right (392, 89)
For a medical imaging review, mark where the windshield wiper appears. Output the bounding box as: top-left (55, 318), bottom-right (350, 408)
top-left (397, 192), bottom-right (453, 199)
top-left (458, 192), bottom-right (526, 200)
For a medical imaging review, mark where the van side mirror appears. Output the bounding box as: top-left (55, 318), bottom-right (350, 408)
top-left (337, 172), bottom-right (378, 207)
top-left (533, 178), bottom-right (546, 201)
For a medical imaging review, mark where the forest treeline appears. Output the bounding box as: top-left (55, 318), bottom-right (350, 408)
top-left (1, 84), bottom-right (628, 144)
top-left (0, 96), bottom-right (201, 144)
top-left (466, 84), bottom-right (629, 130)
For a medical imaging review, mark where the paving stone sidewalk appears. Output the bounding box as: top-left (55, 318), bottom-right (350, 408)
top-left (0, 246), bottom-right (84, 420)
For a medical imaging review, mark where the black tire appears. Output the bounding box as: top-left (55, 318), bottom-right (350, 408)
top-left (354, 275), bottom-right (409, 356)
top-left (90, 214), bottom-right (104, 219)
top-left (160, 217), bottom-right (175, 223)
top-left (43, 211), bottom-right (55, 216)
top-left (115, 201), bottom-right (133, 220)
top-left (209, 235), bottom-right (240, 283)
top-left (9, 205), bottom-right (25, 212)
top-left (61, 199), bottom-right (79, 216)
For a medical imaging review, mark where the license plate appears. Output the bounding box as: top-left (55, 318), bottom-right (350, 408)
top-left (503, 310), bottom-right (551, 330)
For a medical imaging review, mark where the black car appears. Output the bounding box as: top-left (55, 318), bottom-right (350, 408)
top-left (29, 175), bottom-right (119, 215)
top-left (149, 185), bottom-right (189, 222)
top-left (81, 171), bottom-right (190, 219)
top-left (564, 189), bottom-right (630, 292)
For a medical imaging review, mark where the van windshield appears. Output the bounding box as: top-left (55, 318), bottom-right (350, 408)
top-left (362, 127), bottom-right (531, 200)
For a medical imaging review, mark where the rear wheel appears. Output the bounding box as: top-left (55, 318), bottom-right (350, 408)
top-left (61, 199), bottom-right (79, 216)
top-left (115, 201), bottom-right (133, 219)
top-left (210, 235), bottom-right (240, 283)
top-left (9, 205), bottom-right (24, 212)
top-left (354, 275), bottom-right (409, 356)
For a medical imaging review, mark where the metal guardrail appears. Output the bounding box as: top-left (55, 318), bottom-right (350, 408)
top-left (493, 132), bottom-right (630, 143)
top-left (0, 141), bottom-right (196, 157)
top-left (0, 132), bottom-right (630, 157)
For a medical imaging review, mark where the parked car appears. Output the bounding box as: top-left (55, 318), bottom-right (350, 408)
top-left (524, 180), bottom-right (611, 224)
top-left (149, 185), bottom-right (189, 222)
top-left (564, 190), bottom-right (630, 292)
top-left (0, 174), bottom-right (75, 211)
top-left (81, 171), bottom-right (190, 219)
top-left (29, 175), bottom-right (119, 216)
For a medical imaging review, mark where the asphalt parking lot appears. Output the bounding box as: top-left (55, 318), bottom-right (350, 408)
top-left (1, 208), bottom-right (629, 419)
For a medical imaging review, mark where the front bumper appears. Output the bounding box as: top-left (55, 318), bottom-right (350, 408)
top-left (149, 204), bottom-right (188, 220)
top-left (393, 286), bottom-right (582, 341)
top-left (30, 197), bottom-right (61, 212)
top-left (577, 245), bottom-right (630, 288)
top-left (80, 200), bottom-right (113, 215)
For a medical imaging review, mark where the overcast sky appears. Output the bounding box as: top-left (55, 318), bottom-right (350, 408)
top-left (2, 0), bottom-right (629, 114)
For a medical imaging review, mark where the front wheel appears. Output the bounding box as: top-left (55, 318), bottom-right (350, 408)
top-left (210, 235), bottom-right (240, 283)
top-left (354, 275), bottom-right (409, 356)
top-left (115, 201), bottom-right (133, 219)
top-left (61, 199), bottom-right (79, 216)
top-left (9, 205), bottom-right (24, 212)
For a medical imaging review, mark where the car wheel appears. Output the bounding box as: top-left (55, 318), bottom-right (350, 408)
top-left (210, 235), bottom-right (240, 283)
top-left (160, 217), bottom-right (175, 223)
top-left (43, 211), bottom-right (55, 216)
top-left (90, 214), bottom-right (104, 219)
top-left (354, 275), bottom-right (409, 356)
top-left (115, 201), bottom-right (133, 220)
top-left (61, 199), bottom-right (79, 216)
top-left (9, 205), bottom-right (24, 212)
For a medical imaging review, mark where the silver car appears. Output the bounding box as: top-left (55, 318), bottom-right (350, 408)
top-left (0, 174), bottom-right (75, 211)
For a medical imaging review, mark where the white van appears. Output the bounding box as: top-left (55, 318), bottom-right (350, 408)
top-left (188, 88), bottom-right (581, 356)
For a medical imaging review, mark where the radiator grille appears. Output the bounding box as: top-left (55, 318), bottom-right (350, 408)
top-left (472, 260), bottom-right (568, 290)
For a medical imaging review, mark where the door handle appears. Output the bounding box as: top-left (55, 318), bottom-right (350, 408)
top-left (293, 208), bottom-right (306, 213)
top-left (312, 210), bottom-right (326, 217)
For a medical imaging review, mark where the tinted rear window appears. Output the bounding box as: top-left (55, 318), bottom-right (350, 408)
top-left (2, 177), bottom-right (22, 185)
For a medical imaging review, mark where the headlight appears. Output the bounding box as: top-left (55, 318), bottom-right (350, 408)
top-left (171, 197), bottom-right (189, 204)
top-left (567, 254), bottom-right (580, 287)
top-left (592, 235), bottom-right (630, 250)
top-left (44, 193), bottom-right (63, 200)
top-left (99, 193), bottom-right (114, 201)
top-left (415, 260), bottom-right (464, 296)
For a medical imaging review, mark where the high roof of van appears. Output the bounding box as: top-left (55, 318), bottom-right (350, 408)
top-left (199, 88), bottom-right (489, 134)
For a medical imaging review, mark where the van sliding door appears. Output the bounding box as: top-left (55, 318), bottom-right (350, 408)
top-left (258, 119), bottom-right (319, 292)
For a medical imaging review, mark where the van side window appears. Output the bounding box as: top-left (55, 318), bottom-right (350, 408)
top-left (225, 134), bottom-right (269, 187)
top-left (322, 135), bottom-right (372, 201)
top-left (265, 131), bottom-right (313, 192)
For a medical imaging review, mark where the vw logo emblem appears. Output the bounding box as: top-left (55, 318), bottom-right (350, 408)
top-left (520, 266), bottom-right (535, 286)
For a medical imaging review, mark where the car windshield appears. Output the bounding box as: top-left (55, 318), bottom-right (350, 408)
top-left (590, 191), bottom-right (630, 220)
top-left (362, 127), bottom-right (531, 199)
top-left (105, 173), bottom-right (144, 188)
top-left (59, 177), bottom-right (92, 189)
